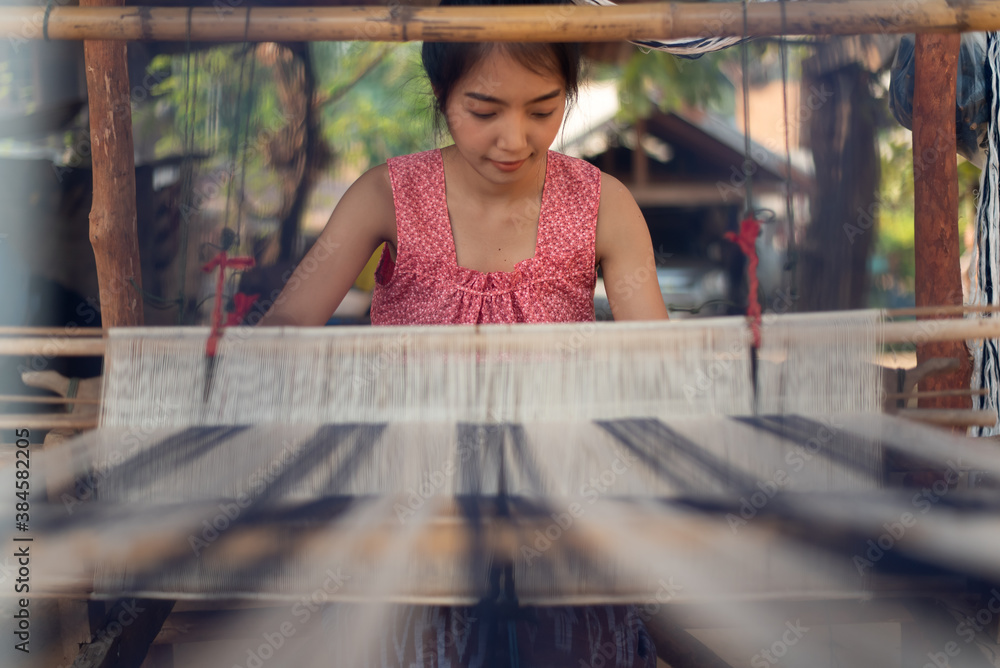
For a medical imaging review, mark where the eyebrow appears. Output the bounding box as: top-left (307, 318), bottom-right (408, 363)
top-left (464, 88), bottom-right (562, 105)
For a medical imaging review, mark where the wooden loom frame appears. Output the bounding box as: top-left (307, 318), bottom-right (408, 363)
top-left (1, 0), bottom-right (997, 407)
top-left (3, 0), bottom-right (1000, 42)
top-left (3, 1), bottom-right (1000, 666)
top-left (2, 0), bottom-right (996, 337)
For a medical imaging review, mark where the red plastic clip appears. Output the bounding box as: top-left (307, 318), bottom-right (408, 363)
top-left (225, 292), bottom-right (260, 327)
top-left (725, 215), bottom-right (762, 348)
top-left (203, 251), bottom-right (255, 357)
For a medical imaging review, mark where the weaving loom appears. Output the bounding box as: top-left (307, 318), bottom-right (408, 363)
top-left (3, 1), bottom-right (999, 664)
top-left (9, 312), bottom-right (1000, 666)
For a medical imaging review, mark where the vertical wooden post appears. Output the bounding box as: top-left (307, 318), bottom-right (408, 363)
top-left (82, 0), bottom-right (144, 327)
top-left (912, 33), bottom-right (970, 411)
top-left (74, 3), bottom-right (173, 665)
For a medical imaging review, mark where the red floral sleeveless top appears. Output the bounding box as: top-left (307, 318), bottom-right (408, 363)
top-left (370, 149), bottom-right (599, 325)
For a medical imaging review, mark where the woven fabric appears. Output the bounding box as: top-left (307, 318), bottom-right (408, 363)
top-left (970, 32), bottom-right (1000, 436)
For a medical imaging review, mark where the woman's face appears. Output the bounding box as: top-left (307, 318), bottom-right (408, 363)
top-left (443, 49), bottom-right (567, 186)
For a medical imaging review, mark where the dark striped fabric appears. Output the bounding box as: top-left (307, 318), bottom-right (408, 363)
top-left (972, 32), bottom-right (1000, 436)
top-left (569, 0), bottom-right (772, 58)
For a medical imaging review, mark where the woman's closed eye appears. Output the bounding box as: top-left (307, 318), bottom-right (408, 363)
top-left (468, 109), bottom-right (555, 120)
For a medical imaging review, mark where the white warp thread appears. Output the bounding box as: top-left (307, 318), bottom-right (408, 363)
top-left (756, 310), bottom-right (884, 415)
top-left (100, 319), bottom-right (756, 428)
top-left (99, 314), bottom-right (885, 429)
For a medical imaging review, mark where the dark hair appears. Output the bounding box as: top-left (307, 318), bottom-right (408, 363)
top-left (421, 0), bottom-right (581, 125)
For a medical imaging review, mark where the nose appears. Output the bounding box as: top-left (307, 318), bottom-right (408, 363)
top-left (496, 114), bottom-right (528, 153)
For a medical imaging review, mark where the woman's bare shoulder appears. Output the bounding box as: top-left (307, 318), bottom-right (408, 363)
top-left (595, 170), bottom-right (669, 320)
top-left (336, 162), bottom-right (396, 244)
top-left (598, 171), bottom-right (633, 209)
top-left (596, 171), bottom-right (644, 243)
top-left (347, 163), bottom-right (394, 211)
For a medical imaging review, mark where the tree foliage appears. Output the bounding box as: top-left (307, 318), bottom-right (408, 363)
top-left (606, 44), bottom-right (744, 122)
top-left (872, 129), bottom-right (981, 304)
top-left (146, 42), bottom-right (434, 180)
top-left (313, 42), bottom-right (435, 170)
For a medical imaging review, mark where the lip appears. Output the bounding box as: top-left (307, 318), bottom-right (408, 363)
top-left (490, 158), bottom-right (526, 172)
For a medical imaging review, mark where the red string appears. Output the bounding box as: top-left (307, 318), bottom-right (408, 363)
top-left (725, 215), bottom-right (762, 348)
top-left (225, 292), bottom-right (260, 327)
top-left (203, 251), bottom-right (255, 357)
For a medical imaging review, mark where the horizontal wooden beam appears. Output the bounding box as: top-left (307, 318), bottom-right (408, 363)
top-left (0, 327), bottom-right (104, 336)
top-left (0, 413), bottom-right (99, 430)
top-left (628, 181), bottom-right (787, 207)
top-left (0, 337), bottom-right (105, 357)
top-left (895, 408), bottom-right (998, 428)
top-left (7, 316), bottom-right (1000, 357)
top-left (884, 388), bottom-right (989, 401)
top-left (0, 395), bottom-right (101, 406)
top-left (1, 1), bottom-right (998, 43)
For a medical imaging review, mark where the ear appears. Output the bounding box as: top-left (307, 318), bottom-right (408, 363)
top-left (430, 86), bottom-right (446, 110)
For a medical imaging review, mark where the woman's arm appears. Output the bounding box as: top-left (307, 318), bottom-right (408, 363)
top-left (258, 164), bottom-right (396, 327)
top-left (595, 172), bottom-right (669, 321)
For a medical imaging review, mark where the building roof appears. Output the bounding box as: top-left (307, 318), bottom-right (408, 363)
top-left (555, 79), bottom-right (814, 207)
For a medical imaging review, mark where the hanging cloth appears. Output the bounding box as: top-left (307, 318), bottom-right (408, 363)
top-left (969, 32), bottom-right (1000, 436)
top-left (568, 0), bottom-right (773, 58)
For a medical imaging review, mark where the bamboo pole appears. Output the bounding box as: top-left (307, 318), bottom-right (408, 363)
top-left (811, 318), bottom-right (1000, 346)
top-left (895, 408), bottom-right (997, 428)
top-left (4, 317), bottom-right (1000, 356)
top-left (2, 1), bottom-right (999, 43)
top-left (0, 337), bottom-right (106, 357)
top-left (887, 304), bottom-right (1000, 318)
top-left (884, 388), bottom-right (988, 400)
top-left (0, 395), bottom-right (101, 406)
top-left (0, 414), bottom-right (99, 431)
top-left (0, 327), bottom-right (104, 337)
top-left (1, 308), bottom-right (994, 338)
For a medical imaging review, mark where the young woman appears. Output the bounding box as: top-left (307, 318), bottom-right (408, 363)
top-left (259, 6), bottom-right (667, 327)
top-left (268, 0), bottom-right (665, 663)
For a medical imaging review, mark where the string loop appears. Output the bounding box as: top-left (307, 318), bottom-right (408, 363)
top-left (42, 0), bottom-right (54, 41)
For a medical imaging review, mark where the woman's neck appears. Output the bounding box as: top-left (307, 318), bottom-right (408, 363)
top-left (441, 145), bottom-right (547, 205)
